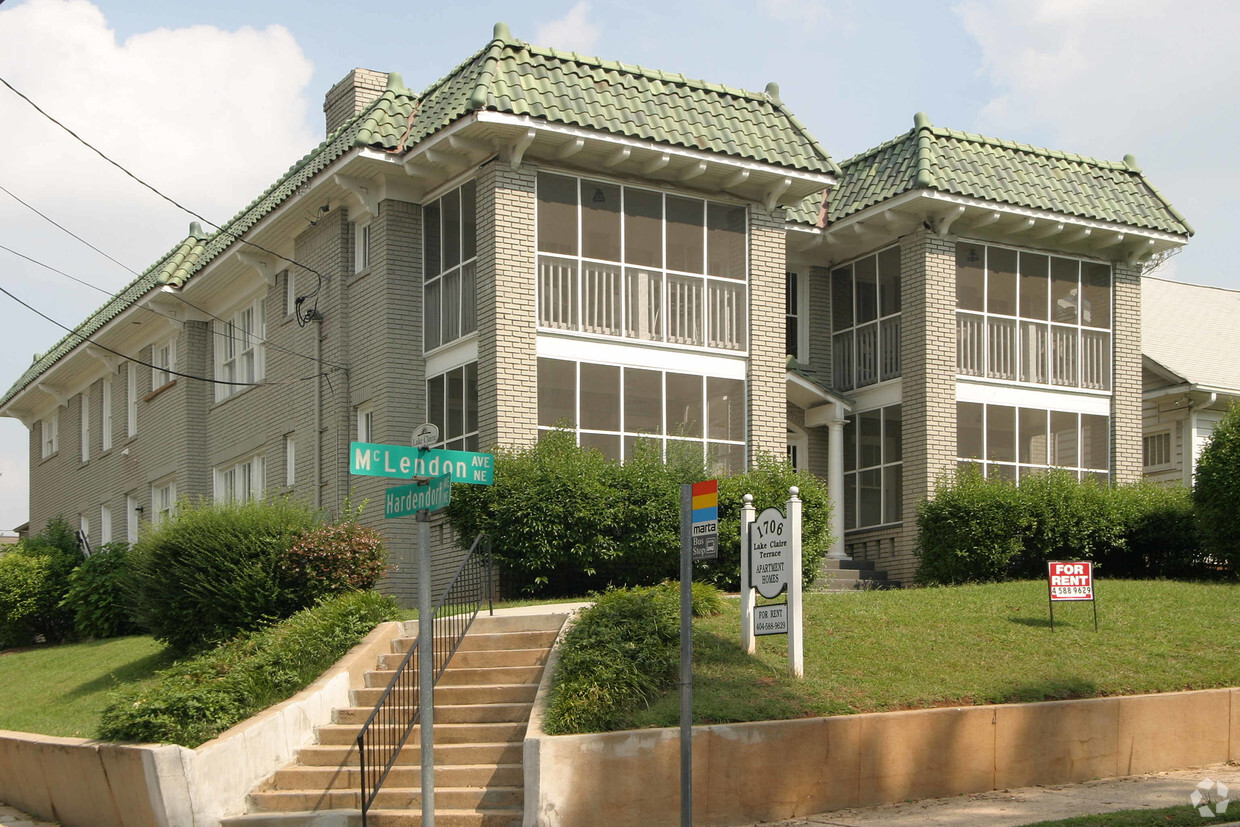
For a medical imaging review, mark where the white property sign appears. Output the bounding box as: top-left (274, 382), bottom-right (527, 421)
top-left (754, 603), bottom-right (788, 636)
top-left (750, 507), bottom-right (792, 599)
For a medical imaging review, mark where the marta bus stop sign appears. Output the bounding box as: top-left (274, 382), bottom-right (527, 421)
top-left (690, 479), bottom-right (718, 561)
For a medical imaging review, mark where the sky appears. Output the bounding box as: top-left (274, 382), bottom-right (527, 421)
top-left (0, 0), bottom-right (1235, 531)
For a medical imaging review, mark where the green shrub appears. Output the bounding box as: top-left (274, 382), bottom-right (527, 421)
top-left (1008, 469), bottom-right (1120, 578)
top-left (916, 467), bottom-right (1028, 585)
top-left (129, 498), bottom-right (323, 653)
top-left (278, 517), bottom-right (387, 601)
top-left (97, 591), bottom-right (399, 747)
top-left (544, 583), bottom-right (723, 735)
top-left (1194, 404), bottom-right (1240, 575)
top-left (1107, 483), bottom-right (1205, 578)
top-left (62, 543), bottom-right (139, 640)
top-left (0, 517), bottom-right (84, 647)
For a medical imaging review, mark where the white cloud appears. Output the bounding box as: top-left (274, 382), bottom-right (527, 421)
top-left (759, 0), bottom-right (853, 29)
top-left (535, 3), bottom-right (601, 53)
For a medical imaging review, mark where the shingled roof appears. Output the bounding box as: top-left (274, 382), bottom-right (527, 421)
top-left (790, 113), bottom-right (1192, 236)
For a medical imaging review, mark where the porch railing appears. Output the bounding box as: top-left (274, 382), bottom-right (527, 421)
top-left (356, 533), bottom-right (493, 824)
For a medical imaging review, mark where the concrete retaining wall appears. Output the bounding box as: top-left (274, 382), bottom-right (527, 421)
top-left (524, 687), bottom-right (1239, 826)
top-left (0, 620), bottom-right (404, 827)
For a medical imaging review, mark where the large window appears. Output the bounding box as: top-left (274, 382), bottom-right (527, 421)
top-left (427, 363), bottom-right (478, 451)
top-left (956, 243), bottom-right (1111, 390)
top-left (537, 357), bottom-right (746, 472)
top-left (537, 172), bottom-right (748, 351)
top-left (151, 478), bottom-right (177, 526)
top-left (41, 410), bottom-right (58, 458)
top-left (842, 405), bottom-right (902, 530)
top-left (831, 247), bottom-right (901, 392)
top-left (214, 455), bottom-right (264, 503)
top-left (214, 297), bottom-right (266, 401)
top-left (957, 401), bottom-right (1109, 482)
top-left (152, 335), bottom-right (176, 388)
top-left (424, 181), bottom-right (477, 351)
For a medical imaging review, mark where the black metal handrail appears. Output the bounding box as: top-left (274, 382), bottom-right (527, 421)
top-left (357, 533), bottom-right (492, 823)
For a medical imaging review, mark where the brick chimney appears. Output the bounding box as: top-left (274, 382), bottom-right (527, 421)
top-left (323, 68), bottom-right (389, 135)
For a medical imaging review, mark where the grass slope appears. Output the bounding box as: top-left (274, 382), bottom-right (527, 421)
top-left (0, 636), bottom-right (172, 738)
top-left (631, 579), bottom-right (1240, 728)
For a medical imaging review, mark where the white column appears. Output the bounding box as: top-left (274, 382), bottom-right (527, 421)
top-left (827, 418), bottom-right (849, 560)
top-left (740, 493), bottom-right (755, 655)
top-left (787, 486), bottom-right (804, 679)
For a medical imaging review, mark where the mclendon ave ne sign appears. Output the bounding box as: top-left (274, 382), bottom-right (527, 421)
top-left (349, 441), bottom-right (494, 485)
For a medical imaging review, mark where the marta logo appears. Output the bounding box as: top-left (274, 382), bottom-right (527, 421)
top-left (1190, 777), bottom-right (1230, 818)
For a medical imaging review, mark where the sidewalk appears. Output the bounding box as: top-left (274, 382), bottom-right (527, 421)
top-left (765, 763), bottom-right (1239, 826)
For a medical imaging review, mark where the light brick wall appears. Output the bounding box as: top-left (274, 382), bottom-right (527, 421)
top-left (476, 161), bottom-right (538, 450)
top-left (1111, 261), bottom-right (1142, 484)
top-left (748, 207), bottom-right (788, 460)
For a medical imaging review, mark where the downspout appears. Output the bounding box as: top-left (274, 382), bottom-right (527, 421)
top-left (1183, 392), bottom-right (1216, 486)
top-left (314, 317), bottom-right (323, 508)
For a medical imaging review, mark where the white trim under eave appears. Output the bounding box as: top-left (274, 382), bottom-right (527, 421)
top-left (473, 110), bottom-right (837, 192)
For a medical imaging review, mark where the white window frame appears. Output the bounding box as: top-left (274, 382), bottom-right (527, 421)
top-left (126, 494), bottom-right (139, 543)
top-left (80, 389), bottom-right (90, 462)
top-left (283, 270), bottom-right (296, 317)
top-left (842, 404), bottom-right (904, 531)
top-left (127, 362), bottom-right (138, 437)
top-left (100, 504), bottom-right (112, 546)
top-left (356, 220), bottom-right (372, 272)
top-left (214, 454), bottom-right (265, 503)
top-left (79, 513), bottom-right (89, 543)
top-left (357, 404), bottom-right (374, 444)
top-left (151, 478), bottom-right (177, 526)
top-left (786, 270), bottom-right (809, 364)
top-left (41, 410), bottom-right (58, 458)
top-left (423, 180), bottom-right (478, 352)
top-left (214, 296), bottom-right (266, 402)
top-left (152, 335), bottom-right (177, 388)
top-left (1143, 429), bottom-right (1174, 471)
top-left (101, 378), bottom-right (113, 451)
top-left (284, 434), bottom-right (296, 487)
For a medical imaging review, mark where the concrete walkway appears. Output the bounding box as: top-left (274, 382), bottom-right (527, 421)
top-left (765, 763), bottom-right (1240, 826)
top-left (0, 804), bottom-right (56, 827)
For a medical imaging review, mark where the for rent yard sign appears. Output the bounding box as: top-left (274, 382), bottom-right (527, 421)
top-left (1047, 560), bottom-right (1098, 631)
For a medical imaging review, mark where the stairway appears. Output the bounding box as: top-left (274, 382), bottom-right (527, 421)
top-left (226, 612), bottom-right (568, 827)
top-left (815, 558), bottom-right (897, 592)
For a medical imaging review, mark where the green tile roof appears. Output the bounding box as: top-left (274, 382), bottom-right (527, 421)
top-left (354, 22), bottom-right (838, 175)
top-left (2, 23), bottom-right (837, 408)
top-left (790, 113), bottom-right (1192, 236)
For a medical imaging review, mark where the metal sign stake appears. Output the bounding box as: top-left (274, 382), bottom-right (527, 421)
top-left (679, 482), bottom-right (693, 827)
top-left (417, 507), bottom-right (434, 826)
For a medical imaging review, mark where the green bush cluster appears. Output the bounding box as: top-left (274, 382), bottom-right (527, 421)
top-left (543, 582), bottom-right (723, 735)
top-left (62, 542), bottom-right (140, 640)
top-left (917, 468), bottom-right (1212, 584)
top-left (447, 431), bottom-right (832, 596)
top-left (1194, 403), bottom-right (1240, 572)
top-left (97, 591), bottom-right (399, 747)
top-left (0, 518), bottom-right (83, 648)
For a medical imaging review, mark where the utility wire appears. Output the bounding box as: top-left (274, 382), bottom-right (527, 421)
top-left (0, 75), bottom-right (328, 310)
top-left (0, 280), bottom-right (338, 388)
top-left (0, 185), bottom-right (349, 372)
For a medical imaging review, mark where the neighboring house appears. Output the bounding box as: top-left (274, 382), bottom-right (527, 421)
top-left (1141, 276), bottom-right (1240, 484)
top-left (0, 24), bottom-right (1192, 595)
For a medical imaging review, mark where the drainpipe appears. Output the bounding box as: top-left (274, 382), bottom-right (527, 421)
top-left (1183, 392), bottom-right (1216, 486)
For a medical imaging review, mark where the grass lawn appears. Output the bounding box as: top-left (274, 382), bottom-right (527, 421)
top-left (1018, 804), bottom-right (1212, 826)
top-left (631, 579), bottom-right (1240, 728)
top-left (0, 636), bottom-right (174, 738)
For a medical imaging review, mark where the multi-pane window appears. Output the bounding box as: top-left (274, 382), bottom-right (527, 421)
top-left (424, 181), bottom-right (477, 351)
top-left (80, 390), bottom-right (90, 462)
top-left (956, 243), bottom-right (1111, 390)
top-left (1143, 431), bottom-right (1172, 470)
top-left (214, 297), bottom-right (265, 401)
top-left (127, 362), bottom-right (138, 437)
top-left (427, 363), bottom-right (478, 451)
top-left (831, 247), bottom-right (902, 392)
top-left (152, 336), bottom-right (176, 387)
top-left (537, 357), bottom-right (747, 472)
top-left (151, 478), bottom-right (177, 526)
top-left (957, 402), bottom-right (1109, 482)
top-left (357, 405), bottom-right (374, 443)
top-left (786, 271), bottom-right (801, 361)
top-left (536, 173), bottom-right (748, 351)
top-left (214, 455), bottom-right (264, 503)
top-left (101, 378), bottom-right (112, 451)
top-left (356, 222), bottom-right (372, 272)
top-left (842, 405), bottom-right (903, 530)
top-left (41, 411), bottom-right (58, 458)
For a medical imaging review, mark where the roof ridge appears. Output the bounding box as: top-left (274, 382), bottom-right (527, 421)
top-left (836, 128), bottom-right (916, 169)
top-left (930, 123), bottom-right (1129, 171)
top-left (763, 82), bottom-right (840, 176)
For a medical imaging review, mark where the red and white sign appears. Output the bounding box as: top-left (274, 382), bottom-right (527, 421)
top-left (1048, 561), bottom-right (1093, 601)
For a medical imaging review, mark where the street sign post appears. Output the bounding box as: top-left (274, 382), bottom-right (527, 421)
top-left (348, 430), bottom-right (494, 827)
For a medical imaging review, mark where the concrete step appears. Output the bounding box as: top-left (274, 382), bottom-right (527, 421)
top-left (316, 721), bottom-right (526, 746)
top-left (333, 702), bottom-right (531, 726)
top-left (392, 630), bottom-right (559, 654)
top-left (249, 785), bottom-right (523, 813)
top-left (296, 742), bottom-right (522, 768)
top-left (460, 614), bottom-right (569, 634)
top-left (377, 648), bottom-right (549, 671)
top-left (269, 763), bottom-right (522, 792)
top-left (351, 683), bottom-right (537, 708)
top-left (222, 809), bottom-right (521, 827)
top-left (819, 558), bottom-right (878, 572)
top-left (366, 665), bottom-right (542, 688)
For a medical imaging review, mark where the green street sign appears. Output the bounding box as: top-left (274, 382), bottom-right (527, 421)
top-left (349, 441), bottom-right (494, 485)
top-left (385, 474), bottom-right (452, 518)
